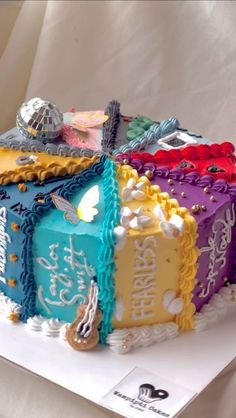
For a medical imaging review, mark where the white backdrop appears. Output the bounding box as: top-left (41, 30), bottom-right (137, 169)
top-left (0, 1), bottom-right (236, 417)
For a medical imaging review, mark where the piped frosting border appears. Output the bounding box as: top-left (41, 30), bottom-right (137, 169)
top-left (0, 154), bottom-right (98, 185)
top-left (102, 100), bottom-right (120, 153)
top-left (113, 117), bottom-right (179, 156)
top-left (97, 158), bottom-right (121, 343)
top-left (119, 142), bottom-right (235, 165)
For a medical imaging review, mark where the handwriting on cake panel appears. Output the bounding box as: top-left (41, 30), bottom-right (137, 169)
top-left (131, 236), bottom-right (157, 320)
top-left (199, 204), bottom-right (235, 298)
top-left (36, 236), bottom-right (96, 314)
top-left (0, 207), bottom-right (11, 284)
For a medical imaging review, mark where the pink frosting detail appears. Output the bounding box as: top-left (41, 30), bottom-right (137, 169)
top-left (62, 124), bottom-right (101, 152)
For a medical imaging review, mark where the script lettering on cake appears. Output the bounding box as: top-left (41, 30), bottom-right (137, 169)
top-left (199, 204), bottom-right (235, 298)
top-left (36, 236), bottom-right (95, 314)
top-left (0, 207), bottom-right (11, 284)
top-left (131, 236), bottom-right (157, 320)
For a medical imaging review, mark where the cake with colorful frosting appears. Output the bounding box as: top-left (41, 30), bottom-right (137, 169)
top-left (0, 97), bottom-right (235, 354)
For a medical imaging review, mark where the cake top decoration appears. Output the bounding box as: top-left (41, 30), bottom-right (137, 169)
top-left (16, 97), bottom-right (63, 142)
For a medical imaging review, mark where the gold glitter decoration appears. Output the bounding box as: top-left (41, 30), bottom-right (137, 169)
top-left (9, 254), bottom-right (18, 263)
top-left (11, 222), bottom-right (20, 232)
top-left (18, 183), bottom-right (27, 192)
top-left (8, 278), bottom-right (17, 288)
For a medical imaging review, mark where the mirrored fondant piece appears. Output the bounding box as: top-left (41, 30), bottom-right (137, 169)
top-left (16, 97), bottom-right (63, 142)
top-left (157, 131), bottom-right (197, 150)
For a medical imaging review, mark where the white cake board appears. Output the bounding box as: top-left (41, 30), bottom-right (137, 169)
top-left (0, 307), bottom-right (236, 417)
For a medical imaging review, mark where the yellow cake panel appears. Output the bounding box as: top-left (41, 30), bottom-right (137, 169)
top-left (113, 230), bottom-right (181, 328)
top-left (113, 164), bottom-right (199, 331)
top-left (0, 149), bottom-right (98, 185)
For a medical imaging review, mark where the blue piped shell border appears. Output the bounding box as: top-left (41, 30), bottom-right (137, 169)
top-left (0, 128), bottom-right (100, 158)
top-left (112, 117), bottom-right (180, 156)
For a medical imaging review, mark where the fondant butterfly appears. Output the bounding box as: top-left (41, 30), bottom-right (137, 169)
top-left (64, 111), bottom-right (109, 132)
top-left (51, 185), bottom-right (99, 224)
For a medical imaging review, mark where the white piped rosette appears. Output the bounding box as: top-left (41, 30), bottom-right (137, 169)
top-left (0, 291), bottom-right (21, 320)
top-left (42, 318), bottom-right (62, 337)
top-left (26, 315), bottom-right (45, 332)
top-left (59, 323), bottom-right (70, 341)
top-left (107, 322), bottom-right (179, 354)
top-left (108, 284), bottom-right (236, 353)
top-left (26, 315), bottom-right (70, 340)
top-left (194, 284), bottom-right (236, 332)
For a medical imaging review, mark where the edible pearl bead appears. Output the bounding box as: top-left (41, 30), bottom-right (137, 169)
top-left (168, 179), bottom-right (174, 185)
top-left (122, 159), bottom-right (129, 165)
top-left (210, 196), bottom-right (216, 202)
top-left (204, 187), bottom-right (210, 194)
top-left (145, 170), bottom-right (153, 179)
top-left (201, 205), bottom-right (207, 211)
top-left (191, 204), bottom-right (201, 214)
top-left (171, 188), bottom-right (176, 194)
top-left (181, 192), bottom-right (186, 198)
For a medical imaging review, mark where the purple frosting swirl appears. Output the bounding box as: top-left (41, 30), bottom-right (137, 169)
top-left (168, 168), bottom-right (185, 181)
top-left (131, 159), bottom-right (144, 171)
top-left (143, 162), bottom-right (156, 173)
top-left (196, 175), bottom-right (214, 188)
top-left (211, 179), bottom-right (229, 193)
top-left (154, 166), bottom-right (169, 178)
top-left (229, 185), bottom-right (236, 197)
top-left (184, 172), bottom-right (200, 184)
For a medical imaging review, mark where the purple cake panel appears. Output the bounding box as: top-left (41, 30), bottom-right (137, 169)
top-left (150, 174), bottom-right (234, 311)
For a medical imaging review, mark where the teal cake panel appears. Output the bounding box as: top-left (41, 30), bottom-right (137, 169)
top-left (34, 230), bottom-right (100, 322)
top-left (33, 177), bottom-right (105, 322)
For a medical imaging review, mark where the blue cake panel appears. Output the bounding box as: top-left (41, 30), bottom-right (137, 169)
top-left (0, 175), bottom-right (75, 305)
top-left (0, 206), bottom-right (24, 304)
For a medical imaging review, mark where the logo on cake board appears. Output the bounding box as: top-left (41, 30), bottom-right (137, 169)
top-left (100, 367), bottom-right (196, 418)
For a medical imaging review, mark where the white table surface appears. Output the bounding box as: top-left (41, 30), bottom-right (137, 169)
top-left (0, 305), bottom-right (236, 417)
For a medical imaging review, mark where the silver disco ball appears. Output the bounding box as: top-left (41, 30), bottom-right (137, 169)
top-left (16, 97), bottom-right (63, 141)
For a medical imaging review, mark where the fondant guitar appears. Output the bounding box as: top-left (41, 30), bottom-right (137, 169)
top-left (66, 281), bottom-right (102, 351)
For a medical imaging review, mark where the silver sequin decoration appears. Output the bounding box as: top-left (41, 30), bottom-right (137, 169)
top-left (16, 97), bottom-right (63, 141)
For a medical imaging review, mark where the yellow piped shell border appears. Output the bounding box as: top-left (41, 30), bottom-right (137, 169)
top-left (117, 163), bottom-right (200, 331)
top-left (0, 155), bottom-right (99, 185)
